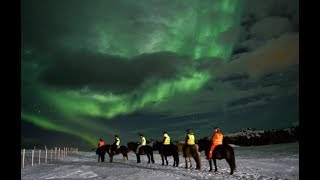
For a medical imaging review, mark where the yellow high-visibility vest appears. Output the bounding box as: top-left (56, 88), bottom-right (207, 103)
top-left (163, 133), bottom-right (170, 145)
top-left (141, 136), bottom-right (146, 145)
top-left (116, 137), bottom-right (120, 146)
top-left (187, 134), bottom-right (195, 145)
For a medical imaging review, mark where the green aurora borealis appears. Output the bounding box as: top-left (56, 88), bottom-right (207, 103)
top-left (21, 0), bottom-right (299, 149)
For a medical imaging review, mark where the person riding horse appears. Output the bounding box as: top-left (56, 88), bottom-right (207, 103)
top-left (162, 131), bottom-right (170, 154)
top-left (110, 135), bottom-right (120, 153)
top-left (207, 127), bottom-right (223, 160)
top-left (136, 133), bottom-right (147, 154)
top-left (97, 138), bottom-right (105, 162)
top-left (183, 129), bottom-right (195, 157)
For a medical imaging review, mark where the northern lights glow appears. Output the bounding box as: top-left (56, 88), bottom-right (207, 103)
top-left (21, 0), bottom-right (299, 149)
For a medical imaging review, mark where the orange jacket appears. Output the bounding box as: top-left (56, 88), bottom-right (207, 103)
top-left (98, 141), bottom-right (105, 147)
top-left (211, 132), bottom-right (223, 146)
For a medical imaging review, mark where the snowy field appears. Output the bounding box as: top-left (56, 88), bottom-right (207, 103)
top-left (21, 142), bottom-right (299, 180)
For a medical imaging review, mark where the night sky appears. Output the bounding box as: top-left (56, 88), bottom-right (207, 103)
top-left (21, 0), bottom-right (299, 150)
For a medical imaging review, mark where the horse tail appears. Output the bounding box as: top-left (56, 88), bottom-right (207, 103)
top-left (229, 145), bottom-right (236, 171)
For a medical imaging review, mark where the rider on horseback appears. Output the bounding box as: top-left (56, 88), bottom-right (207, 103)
top-left (207, 127), bottom-right (223, 159)
top-left (136, 133), bottom-right (147, 154)
top-left (98, 138), bottom-right (105, 148)
top-left (183, 129), bottom-right (195, 158)
top-left (110, 135), bottom-right (120, 153)
top-left (162, 131), bottom-right (171, 153)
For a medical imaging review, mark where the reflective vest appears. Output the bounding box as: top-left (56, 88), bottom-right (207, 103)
top-left (187, 134), bottom-right (195, 145)
top-left (115, 137), bottom-right (120, 146)
top-left (212, 132), bottom-right (223, 145)
top-left (99, 141), bottom-right (105, 147)
top-left (163, 133), bottom-right (170, 145)
top-left (141, 136), bottom-right (146, 145)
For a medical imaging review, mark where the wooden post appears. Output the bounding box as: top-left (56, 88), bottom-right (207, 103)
top-left (39, 150), bottom-right (41, 164)
top-left (51, 149), bottom-right (53, 162)
top-left (54, 147), bottom-right (57, 160)
top-left (22, 149), bottom-right (25, 168)
top-left (45, 149), bottom-right (48, 163)
top-left (31, 150), bottom-right (34, 166)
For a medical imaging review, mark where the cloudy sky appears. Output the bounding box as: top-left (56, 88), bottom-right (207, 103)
top-left (21, 0), bottom-right (299, 150)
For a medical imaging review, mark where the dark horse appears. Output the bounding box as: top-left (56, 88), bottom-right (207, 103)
top-left (96, 144), bottom-right (128, 163)
top-left (153, 141), bottom-right (179, 166)
top-left (198, 138), bottom-right (236, 175)
top-left (96, 146), bottom-right (106, 162)
top-left (127, 142), bottom-right (155, 163)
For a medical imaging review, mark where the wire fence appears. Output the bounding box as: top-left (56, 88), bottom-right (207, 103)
top-left (21, 147), bottom-right (78, 168)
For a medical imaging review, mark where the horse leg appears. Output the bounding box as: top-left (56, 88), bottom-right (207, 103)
top-left (151, 153), bottom-right (155, 163)
top-left (165, 156), bottom-right (168, 165)
top-left (185, 157), bottom-right (188, 168)
top-left (147, 154), bottom-right (151, 163)
top-left (226, 158), bottom-right (234, 175)
top-left (208, 159), bottom-right (213, 171)
top-left (136, 154), bottom-right (141, 163)
top-left (189, 157), bottom-right (192, 168)
top-left (161, 155), bottom-right (164, 165)
top-left (192, 151), bottom-right (200, 170)
top-left (122, 152), bottom-right (128, 163)
top-left (175, 153), bottom-right (179, 167)
top-left (110, 155), bottom-right (113, 163)
top-left (101, 154), bottom-right (105, 162)
top-left (213, 158), bottom-right (217, 172)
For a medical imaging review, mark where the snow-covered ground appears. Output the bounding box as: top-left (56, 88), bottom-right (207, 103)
top-left (21, 142), bottom-right (299, 180)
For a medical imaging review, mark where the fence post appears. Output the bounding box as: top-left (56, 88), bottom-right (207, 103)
top-left (22, 149), bottom-right (25, 168)
top-left (51, 149), bottom-right (53, 162)
top-left (54, 147), bottom-right (57, 160)
top-left (58, 148), bottom-right (60, 159)
top-left (39, 150), bottom-right (41, 164)
top-left (45, 149), bottom-right (48, 163)
top-left (31, 150), bottom-right (34, 166)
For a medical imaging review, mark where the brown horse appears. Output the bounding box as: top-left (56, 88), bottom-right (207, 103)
top-left (198, 138), bottom-right (236, 175)
top-left (178, 142), bottom-right (201, 170)
top-left (127, 142), bottom-right (155, 163)
top-left (153, 141), bottom-right (179, 166)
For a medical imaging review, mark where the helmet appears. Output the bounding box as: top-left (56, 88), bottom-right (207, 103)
top-left (115, 135), bottom-right (119, 137)
top-left (186, 129), bottom-right (192, 133)
top-left (214, 127), bottom-right (220, 132)
top-left (99, 138), bottom-right (103, 141)
top-left (163, 131), bottom-right (167, 134)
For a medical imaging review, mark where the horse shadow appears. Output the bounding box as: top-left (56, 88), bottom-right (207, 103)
top-left (197, 137), bottom-right (236, 175)
top-left (153, 141), bottom-right (179, 167)
top-left (127, 142), bottom-right (155, 164)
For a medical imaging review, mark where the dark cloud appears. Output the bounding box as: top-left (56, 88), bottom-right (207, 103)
top-left (39, 51), bottom-right (192, 93)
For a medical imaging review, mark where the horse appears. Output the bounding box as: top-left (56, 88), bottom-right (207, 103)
top-left (95, 145), bottom-right (107, 162)
top-left (197, 137), bottom-right (236, 175)
top-left (127, 142), bottom-right (155, 163)
top-left (153, 141), bottom-right (179, 166)
top-left (177, 142), bottom-right (201, 170)
top-left (96, 144), bottom-right (128, 163)
top-left (108, 144), bottom-right (128, 163)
